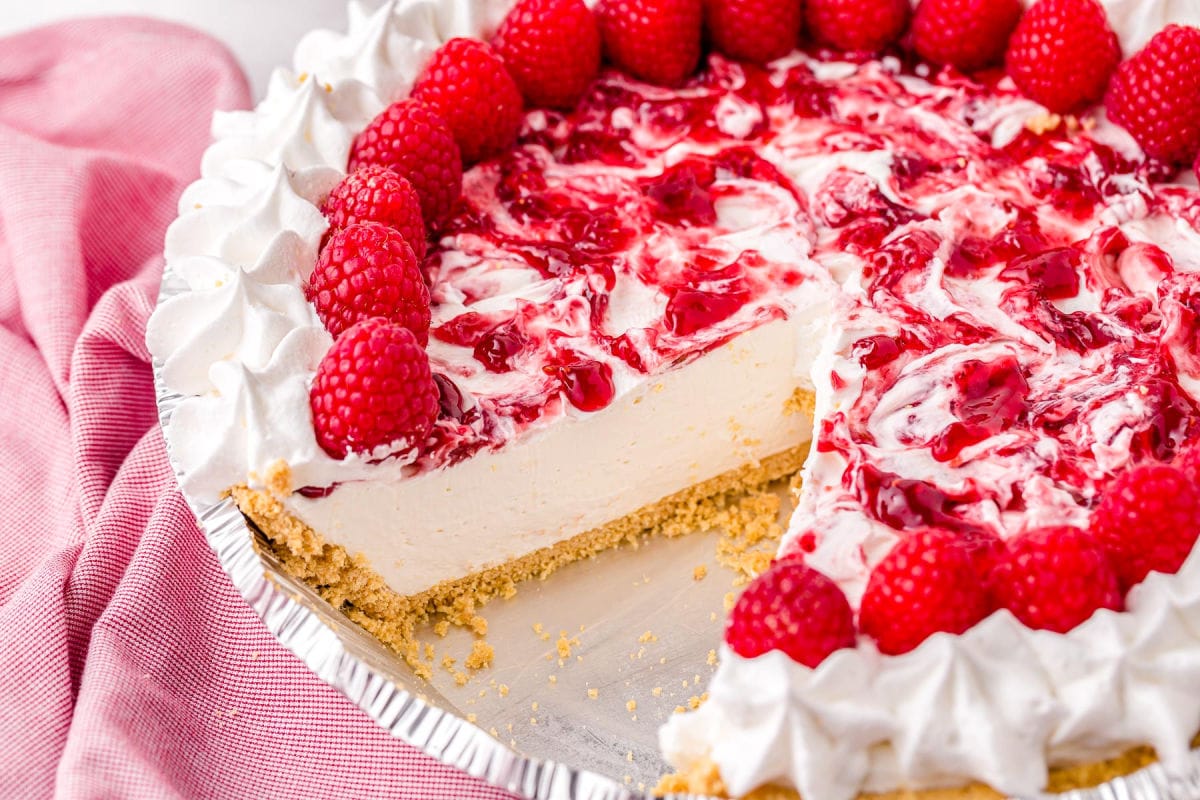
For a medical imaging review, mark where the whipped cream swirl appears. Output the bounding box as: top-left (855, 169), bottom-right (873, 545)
top-left (663, 553), bottom-right (1200, 799)
top-left (148, 0), bottom-right (514, 496)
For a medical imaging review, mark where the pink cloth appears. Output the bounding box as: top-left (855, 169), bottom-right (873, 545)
top-left (0, 19), bottom-right (521, 800)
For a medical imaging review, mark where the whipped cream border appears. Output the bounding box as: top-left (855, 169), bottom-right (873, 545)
top-left (145, 1), bottom-right (1200, 799)
top-left (663, 527), bottom-right (1200, 800)
top-left (147, 0), bottom-right (522, 498)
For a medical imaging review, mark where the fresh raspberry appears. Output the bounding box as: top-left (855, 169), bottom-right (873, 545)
top-left (807, 0), bottom-right (909, 55)
top-left (860, 528), bottom-right (992, 655)
top-left (322, 166), bottom-right (427, 260)
top-left (493, 0), bottom-right (601, 109)
top-left (413, 38), bottom-right (524, 164)
top-left (1106, 25), bottom-right (1200, 165)
top-left (911, 0), bottom-right (1024, 72)
top-left (1090, 463), bottom-right (1200, 591)
top-left (349, 98), bottom-right (462, 227)
top-left (991, 526), bottom-right (1122, 633)
top-left (310, 318), bottom-right (439, 459)
top-left (705, 0), bottom-right (804, 64)
top-left (725, 558), bottom-right (857, 667)
top-left (596, 0), bottom-right (703, 86)
top-left (961, 527), bottom-right (1007, 599)
top-left (1005, 0), bottom-right (1120, 114)
top-left (306, 222), bottom-right (430, 343)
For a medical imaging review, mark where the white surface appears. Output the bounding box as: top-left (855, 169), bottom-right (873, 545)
top-left (0, 0), bottom-right (357, 99)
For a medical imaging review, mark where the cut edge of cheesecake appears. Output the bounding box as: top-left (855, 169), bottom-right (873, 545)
top-left (225, 393), bottom-right (1191, 799)
top-left (229, 399), bottom-right (814, 678)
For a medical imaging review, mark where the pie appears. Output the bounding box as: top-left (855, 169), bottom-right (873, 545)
top-left (146, 0), bottom-right (1200, 797)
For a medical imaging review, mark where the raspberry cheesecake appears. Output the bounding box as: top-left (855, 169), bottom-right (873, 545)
top-left (147, 0), bottom-right (1200, 798)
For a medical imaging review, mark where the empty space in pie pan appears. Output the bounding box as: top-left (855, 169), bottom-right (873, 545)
top-left (155, 270), bottom-right (1200, 800)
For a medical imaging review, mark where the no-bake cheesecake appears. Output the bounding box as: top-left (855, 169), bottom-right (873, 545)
top-left (147, 0), bottom-right (1200, 797)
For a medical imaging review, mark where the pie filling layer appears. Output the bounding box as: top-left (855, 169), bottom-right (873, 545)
top-left (146, 1), bottom-right (1200, 798)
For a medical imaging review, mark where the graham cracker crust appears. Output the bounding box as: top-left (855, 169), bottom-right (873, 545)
top-left (656, 713), bottom-right (1200, 798)
top-left (231, 442), bottom-right (811, 679)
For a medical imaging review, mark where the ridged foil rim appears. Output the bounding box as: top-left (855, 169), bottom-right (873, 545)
top-left (152, 266), bottom-right (1200, 800)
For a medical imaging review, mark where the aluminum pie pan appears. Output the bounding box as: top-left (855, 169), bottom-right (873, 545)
top-left (151, 265), bottom-right (1200, 800)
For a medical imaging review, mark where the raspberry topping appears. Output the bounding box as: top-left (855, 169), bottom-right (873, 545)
top-left (493, 0), bottom-right (601, 110)
top-left (552, 359), bottom-right (617, 411)
top-left (806, 0), bottom-right (910, 55)
top-left (348, 98), bottom-right (463, 227)
top-left (911, 0), bottom-right (1023, 72)
top-left (307, 222), bottom-right (431, 343)
top-left (413, 38), bottom-right (525, 164)
top-left (1090, 463), bottom-right (1200, 592)
top-left (860, 529), bottom-right (992, 655)
top-left (322, 166), bottom-right (427, 260)
top-left (1005, 0), bottom-right (1120, 114)
top-left (328, 37), bottom-right (1200, 530)
top-left (310, 318), bottom-right (440, 459)
top-left (725, 558), bottom-right (857, 667)
top-left (931, 356), bottom-right (1029, 462)
top-left (596, 0), bottom-right (703, 86)
top-left (1106, 24), bottom-right (1200, 165)
top-left (991, 526), bottom-right (1122, 633)
top-left (705, 0), bottom-right (804, 65)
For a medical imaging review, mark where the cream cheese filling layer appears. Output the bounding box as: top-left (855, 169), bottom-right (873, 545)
top-left (287, 315), bottom-right (819, 598)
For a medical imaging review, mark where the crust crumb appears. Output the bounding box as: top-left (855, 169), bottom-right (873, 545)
top-left (654, 760), bottom-right (727, 798)
top-left (264, 460), bottom-right (292, 497)
top-left (1025, 112), bottom-right (1086, 137)
top-left (556, 633), bottom-right (576, 659)
top-left (713, 491), bottom-right (785, 585)
top-left (782, 386), bottom-right (816, 418)
top-left (1026, 111), bottom-right (1064, 135)
top-left (465, 640), bottom-right (494, 671)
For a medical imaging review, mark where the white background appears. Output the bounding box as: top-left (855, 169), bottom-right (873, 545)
top-left (0, 1), bottom-right (356, 98)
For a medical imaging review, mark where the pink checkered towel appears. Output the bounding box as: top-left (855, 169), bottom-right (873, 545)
top-left (0, 18), bottom-right (519, 800)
